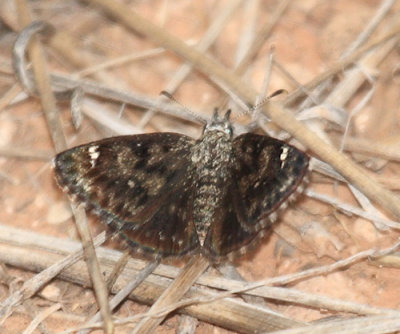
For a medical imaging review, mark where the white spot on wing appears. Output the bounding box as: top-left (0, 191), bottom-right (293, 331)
top-left (51, 157), bottom-right (57, 169)
top-left (88, 145), bottom-right (100, 167)
top-left (269, 212), bottom-right (277, 222)
top-left (280, 146), bottom-right (289, 168)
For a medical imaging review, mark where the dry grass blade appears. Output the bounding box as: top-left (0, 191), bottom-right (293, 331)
top-left (268, 314), bottom-right (400, 334)
top-left (21, 303), bottom-right (61, 334)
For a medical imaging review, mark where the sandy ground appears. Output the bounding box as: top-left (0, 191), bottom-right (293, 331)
top-left (1, 0), bottom-right (400, 333)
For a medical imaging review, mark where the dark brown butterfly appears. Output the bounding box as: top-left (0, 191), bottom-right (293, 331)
top-left (53, 110), bottom-right (309, 262)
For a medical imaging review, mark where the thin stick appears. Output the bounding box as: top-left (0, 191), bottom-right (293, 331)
top-left (341, 0), bottom-right (396, 58)
top-left (331, 134), bottom-right (400, 162)
top-left (0, 83), bottom-right (22, 111)
top-left (263, 314), bottom-right (400, 334)
top-left (304, 189), bottom-right (400, 230)
top-left (71, 205), bottom-right (114, 333)
top-left (22, 303), bottom-right (62, 334)
top-left (284, 23), bottom-right (400, 106)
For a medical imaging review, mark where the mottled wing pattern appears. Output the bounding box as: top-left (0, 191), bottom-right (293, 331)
top-left (114, 184), bottom-right (199, 257)
top-left (203, 133), bottom-right (308, 260)
top-left (53, 133), bottom-right (200, 257)
top-left (232, 133), bottom-right (309, 232)
top-left (202, 181), bottom-right (263, 262)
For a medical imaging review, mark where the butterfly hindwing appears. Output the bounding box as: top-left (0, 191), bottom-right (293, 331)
top-left (114, 183), bottom-right (199, 257)
top-left (202, 181), bottom-right (263, 261)
top-left (232, 133), bottom-right (309, 232)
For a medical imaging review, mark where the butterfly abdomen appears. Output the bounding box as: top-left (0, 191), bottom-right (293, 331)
top-left (191, 129), bottom-right (234, 246)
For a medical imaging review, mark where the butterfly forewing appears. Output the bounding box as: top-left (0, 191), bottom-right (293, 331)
top-left (54, 133), bottom-right (200, 256)
top-left (232, 133), bottom-right (309, 232)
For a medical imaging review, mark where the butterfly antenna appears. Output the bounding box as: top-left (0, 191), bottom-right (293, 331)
top-left (234, 47), bottom-right (286, 121)
top-left (233, 89), bottom-right (287, 121)
top-left (160, 91), bottom-right (207, 125)
top-left (254, 89), bottom-right (287, 109)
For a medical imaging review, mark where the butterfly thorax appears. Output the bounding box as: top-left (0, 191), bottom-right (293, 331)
top-left (190, 120), bottom-right (234, 246)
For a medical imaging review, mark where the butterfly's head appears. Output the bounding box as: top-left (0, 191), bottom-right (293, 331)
top-left (203, 109), bottom-right (233, 138)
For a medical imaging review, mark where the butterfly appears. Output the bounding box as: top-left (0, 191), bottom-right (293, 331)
top-left (53, 110), bottom-right (309, 263)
